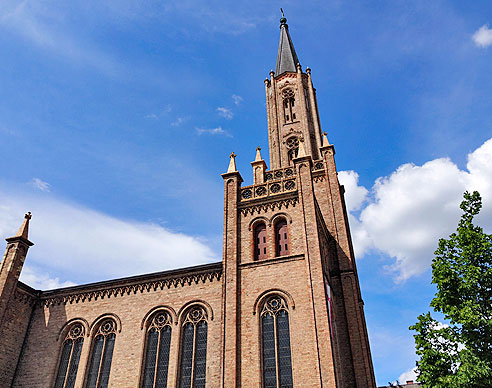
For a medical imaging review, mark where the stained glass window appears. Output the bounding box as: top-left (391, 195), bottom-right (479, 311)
top-left (142, 312), bottom-right (172, 388)
top-left (261, 296), bottom-right (294, 388)
top-left (85, 319), bottom-right (117, 388)
top-left (178, 307), bottom-right (208, 388)
top-left (54, 323), bottom-right (84, 388)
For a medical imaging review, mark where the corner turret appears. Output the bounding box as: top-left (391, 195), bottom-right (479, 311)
top-left (0, 213), bottom-right (34, 326)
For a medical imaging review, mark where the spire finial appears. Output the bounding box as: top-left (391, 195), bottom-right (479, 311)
top-left (255, 146), bottom-right (263, 162)
top-left (322, 131), bottom-right (330, 147)
top-left (227, 152), bottom-right (237, 173)
top-left (280, 8), bottom-right (287, 25)
top-left (13, 212), bottom-right (32, 240)
top-left (297, 138), bottom-right (307, 158)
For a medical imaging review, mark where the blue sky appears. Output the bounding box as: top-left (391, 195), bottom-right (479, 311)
top-left (1, 0), bottom-right (492, 385)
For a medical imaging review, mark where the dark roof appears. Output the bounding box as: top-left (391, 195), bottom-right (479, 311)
top-left (275, 18), bottom-right (299, 75)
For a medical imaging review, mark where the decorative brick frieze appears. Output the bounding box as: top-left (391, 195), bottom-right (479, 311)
top-left (241, 166), bottom-right (297, 201)
top-left (39, 264), bottom-right (222, 306)
top-left (239, 196), bottom-right (299, 216)
top-left (13, 289), bottom-right (38, 306)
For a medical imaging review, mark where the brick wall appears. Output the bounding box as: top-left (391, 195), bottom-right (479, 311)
top-left (0, 292), bottom-right (33, 386)
top-left (12, 275), bottom-right (223, 388)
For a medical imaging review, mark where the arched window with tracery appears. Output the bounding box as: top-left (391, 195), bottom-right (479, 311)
top-left (275, 219), bottom-right (289, 257)
top-left (286, 137), bottom-right (299, 165)
top-left (178, 306), bottom-right (208, 388)
top-left (282, 89), bottom-right (296, 123)
top-left (141, 311), bottom-right (173, 388)
top-left (261, 296), bottom-right (293, 388)
top-left (85, 318), bottom-right (117, 388)
top-left (54, 323), bottom-right (85, 388)
top-left (254, 222), bottom-right (268, 260)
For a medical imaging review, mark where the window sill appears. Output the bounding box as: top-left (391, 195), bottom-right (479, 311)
top-left (240, 254), bottom-right (304, 268)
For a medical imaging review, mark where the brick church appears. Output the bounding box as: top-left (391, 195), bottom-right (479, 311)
top-left (0, 15), bottom-right (377, 388)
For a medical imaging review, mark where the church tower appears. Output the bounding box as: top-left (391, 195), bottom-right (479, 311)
top-left (222, 14), bottom-right (377, 388)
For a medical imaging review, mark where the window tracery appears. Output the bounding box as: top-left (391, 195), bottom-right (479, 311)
top-left (86, 319), bottom-right (117, 388)
top-left (142, 311), bottom-right (173, 388)
top-left (178, 307), bottom-right (208, 388)
top-left (261, 296), bottom-right (293, 388)
top-left (286, 137), bottom-right (299, 165)
top-left (54, 323), bottom-right (85, 388)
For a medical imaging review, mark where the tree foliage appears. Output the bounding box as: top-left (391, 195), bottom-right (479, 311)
top-left (411, 191), bottom-right (492, 388)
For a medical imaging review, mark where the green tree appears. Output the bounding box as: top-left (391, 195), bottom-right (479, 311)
top-left (411, 191), bottom-right (492, 388)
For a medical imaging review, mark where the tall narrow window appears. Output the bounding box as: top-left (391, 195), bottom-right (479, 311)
top-left (178, 307), bottom-right (208, 388)
top-left (142, 312), bottom-right (172, 388)
top-left (261, 296), bottom-right (293, 388)
top-left (286, 137), bottom-right (299, 165)
top-left (254, 223), bottom-right (268, 260)
top-left (86, 319), bottom-right (117, 388)
top-left (54, 323), bottom-right (84, 388)
top-left (275, 219), bottom-right (289, 257)
top-left (282, 89), bottom-right (296, 123)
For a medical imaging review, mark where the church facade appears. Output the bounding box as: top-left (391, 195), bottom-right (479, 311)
top-left (0, 17), bottom-right (377, 388)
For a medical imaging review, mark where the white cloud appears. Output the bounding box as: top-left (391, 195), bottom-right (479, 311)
top-left (31, 178), bottom-right (51, 192)
top-left (232, 94), bottom-right (243, 106)
top-left (340, 138), bottom-right (492, 281)
top-left (398, 367), bottom-right (418, 384)
top-left (171, 116), bottom-right (189, 126)
top-left (472, 25), bottom-right (492, 48)
top-left (20, 266), bottom-right (76, 290)
top-left (145, 113), bottom-right (159, 120)
top-left (338, 171), bottom-right (368, 212)
top-left (0, 184), bottom-right (218, 288)
top-left (196, 126), bottom-right (232, 137)
top-left (217, 107), bottom-right (233, 120)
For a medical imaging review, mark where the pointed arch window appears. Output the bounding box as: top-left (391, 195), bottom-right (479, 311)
top-left (85, 319), bottom-right (117, 388)
top-left (261, 296), bottom-right (293, 388)
top-left (178, 306), bottom-right (208, 388)
top-left (141, 311), bottom-right (173, 388)
top-left (286, 137), bottom-right (299, 165)
top-left (254, 223), bottom-right (268, 260)
top-left (282, 89), bottom-right (296, 123)
top-left (54, 323), bottom-right (85, 388)
top-left (275, 219), bottom-right (289, 257)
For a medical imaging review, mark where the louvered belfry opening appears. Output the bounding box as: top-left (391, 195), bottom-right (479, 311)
top-left (255, 223), bottom-right (268, 260)
top-left (275, 220), bottom-right (289, 257)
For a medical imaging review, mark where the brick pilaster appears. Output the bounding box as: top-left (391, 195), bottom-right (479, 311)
top-left (221, 170), bottom-right (243, 388)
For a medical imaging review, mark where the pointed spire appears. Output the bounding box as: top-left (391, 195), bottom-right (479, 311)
top-left (255, 146), bottom-right (263, 162)
top-left (13, 212), bottom-right (31, 240)
top-left (275, 10), bottom-right (300, 75)
top-left (322, 131), bottom-right (330, 147)
top-left (297, 138), bottom-right (307, 158)
top-left (227, 152), bottom-right (237, 173)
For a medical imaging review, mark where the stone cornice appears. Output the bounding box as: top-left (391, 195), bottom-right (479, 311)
top-left (29, 262), bottom-right (222, 307)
